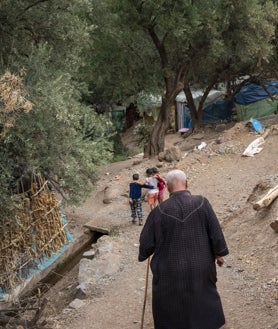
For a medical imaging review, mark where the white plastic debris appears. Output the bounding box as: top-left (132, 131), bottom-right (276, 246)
top-left (242, 137), bottom-right (265, 157)
top-left (198, 142), bottom-right (207, 150)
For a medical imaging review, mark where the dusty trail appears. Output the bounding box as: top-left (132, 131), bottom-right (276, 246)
top-left (48, 122), bottom-right (277, 329)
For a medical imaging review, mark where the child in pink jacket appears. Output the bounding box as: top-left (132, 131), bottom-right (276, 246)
top-left (152, 167), bottom-right (166, 203)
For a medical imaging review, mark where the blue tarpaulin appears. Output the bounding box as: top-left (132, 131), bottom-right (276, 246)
top-left (234, 81), bottom-right (278, 105)
top-left (201, 100), bottom-right (233, 124)
top-left (183, 99), bottom-right (233, 127)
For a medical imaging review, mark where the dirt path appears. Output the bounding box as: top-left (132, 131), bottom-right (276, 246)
top-left (47, 121), bottom-right (278, 329)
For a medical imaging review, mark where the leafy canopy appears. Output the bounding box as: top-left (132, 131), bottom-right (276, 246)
top-left (0, 0), bottom-right (116, 224)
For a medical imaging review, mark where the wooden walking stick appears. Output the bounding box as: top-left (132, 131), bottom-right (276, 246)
top-left (141, 257), bottom-right (150, 329)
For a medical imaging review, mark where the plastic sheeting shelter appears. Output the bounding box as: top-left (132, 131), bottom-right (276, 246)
top-left (234, 81), bottom-right (278, 121)
top-left (111, 106), bottom-right (126, 132)
top-left (175, 89), bottom-right (232, 129)
top-left (202, 100), bottom-right (233, 124)
top-left (0, 213), bottom-right (73, 299)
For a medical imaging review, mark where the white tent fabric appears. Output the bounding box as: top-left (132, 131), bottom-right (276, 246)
top-left (176, 102), bottom-right (185, 129)
top-left (137, 89), bottom-right (225, 111)
top-left (175, 89), bottom-right (225, 108)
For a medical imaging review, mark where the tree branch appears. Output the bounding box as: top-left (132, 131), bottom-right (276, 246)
top-left (16, 0), bottom-right (50, 19)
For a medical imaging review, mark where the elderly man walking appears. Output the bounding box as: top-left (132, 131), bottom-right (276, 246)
top-left (138, 169), bottom-right (229, 329)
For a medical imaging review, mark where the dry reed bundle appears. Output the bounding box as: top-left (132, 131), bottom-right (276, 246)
top-left (0, 70), bottom-right (32, 136)
top-left (0, 174), bottom-right (69, 293)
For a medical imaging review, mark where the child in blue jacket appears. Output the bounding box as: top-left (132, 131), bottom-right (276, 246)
top-left (129, 173), bottom-right (153, 225)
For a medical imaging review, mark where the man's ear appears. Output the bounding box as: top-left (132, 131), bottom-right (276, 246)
top-left (185, 180), bottom-right (188, 189)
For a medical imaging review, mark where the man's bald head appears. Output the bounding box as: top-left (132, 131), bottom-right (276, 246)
top-left (166, 170), bottom-right (188, 193)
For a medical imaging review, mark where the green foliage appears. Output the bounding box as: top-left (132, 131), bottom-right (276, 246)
top-left (133, 122), bottom-right (152, 149)
top-left (0, 67), bottom-right (114, 206)
top-left (85, 0), bottom-right (163, 104)
top-left (0, 173), bottom-right (22, 224)
top-left (88, 0), bottom-right (278, 104)
top-left (0, 0), bottom-right (116, 225)
top-left (216, 0), bottom-right (276, 79)
top-left (111, 133), bottom-right (129, 162)
top-left (0, 0), bottom-right (93, 73)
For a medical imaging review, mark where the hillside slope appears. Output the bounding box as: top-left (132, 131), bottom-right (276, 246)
top-left (46, 118), bottom-right (278, 329)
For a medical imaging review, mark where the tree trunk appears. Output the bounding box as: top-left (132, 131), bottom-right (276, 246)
top-left (183, 83), bottom-right (199, 129)
top-left (184, 80), bottom-right (216, 129)
top-left (144, 97), bottom-right (171, 157)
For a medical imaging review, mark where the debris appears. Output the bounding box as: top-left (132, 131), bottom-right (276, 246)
top-left (0, 298), bottom-right (47, 328)
top-left (83, 250), bottom-right (96, 259)
top-left (69, 298), bottom-right (85, 309)
top-left (242, 137), bottom-right (265, 157)
top-left (112, 175), bottom-right (121, 181)
top-left (261, 124), bottom-right (278, 139)
top-left (253, 184), bottom-right (278, 210)
top-left (197, 141), bottom-right (207, 150)
top-left (250, 118), bottom-right (264, 133)
top-left (179, 128), bottom-right (190, 135)
top-left (182, 152), bottom-right (189, 159)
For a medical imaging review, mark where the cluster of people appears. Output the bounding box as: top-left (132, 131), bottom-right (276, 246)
top-left (128, 167), bottom-right (166, 225)
top-left (129, 168), bottom-right (229, 329)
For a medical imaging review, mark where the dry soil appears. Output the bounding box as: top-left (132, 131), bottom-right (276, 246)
top-left (43, 117), bottom-right (278, 329)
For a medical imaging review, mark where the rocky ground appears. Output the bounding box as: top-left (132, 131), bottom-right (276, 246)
top-left (41, 117), bottom-right (277, 329)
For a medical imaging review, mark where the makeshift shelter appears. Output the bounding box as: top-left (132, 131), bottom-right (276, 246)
top-left (175, 89), bottom-right (232, 129)
top-left (202, 99), bottom-right (233, 124)
top-left (0, 175), bottom-right (73, 299)
top-left (110, 105), bottom-right (126, 132)
top-left (234, 81), bottom-right (278, 121)
top-left (136, 93), bottom-right (162, 121)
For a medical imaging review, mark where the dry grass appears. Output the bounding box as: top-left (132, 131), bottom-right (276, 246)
top-left (0, 175), bottom-right (68, 292)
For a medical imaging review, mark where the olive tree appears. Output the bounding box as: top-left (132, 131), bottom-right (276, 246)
top-left (88, 0), bottom-right (276, 156)
top-left (0, 0), bottom-right (115, 222)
